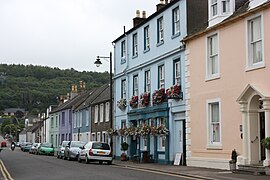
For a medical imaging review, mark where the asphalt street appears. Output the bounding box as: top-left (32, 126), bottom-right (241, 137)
top-left (0, 147), bottom-right (199, 180)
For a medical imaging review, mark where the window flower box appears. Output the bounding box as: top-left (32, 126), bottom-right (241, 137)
top-left (129, 95), bottom-right (138, 108)
top-left (117, 99), bottom-right (127, 110)
top-left (166, 84), bottom-right (182, 100)
top-left (140, 92), bottom-right (150, 107)
top-left (152, 88), bottom-right (166, 105)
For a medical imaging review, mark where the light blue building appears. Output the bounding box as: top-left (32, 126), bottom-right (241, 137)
top-left (113, 0), bottom-right (207, 164)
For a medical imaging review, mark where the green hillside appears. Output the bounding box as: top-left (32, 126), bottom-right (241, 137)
top-left (0, 64), bottom-right (110, 114)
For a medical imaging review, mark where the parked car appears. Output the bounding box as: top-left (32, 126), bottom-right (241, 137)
top-left (64, 141), bottom-right (85, 161)
top-left (1, 141), bottom-right (7, 147)
top-left (56, 141), bottom-right (69, 159)
top-left (37, 143), bottom-right (54, 156)
top-left (29, 143), bottom-right (41, 154)
top-left (21, 142), bottom-right (32, 152)
top-left (78, 141), bottom-right (112, 165)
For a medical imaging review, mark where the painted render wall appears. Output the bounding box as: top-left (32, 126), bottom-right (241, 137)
top-left (186, 7), bottom-right (270, 169)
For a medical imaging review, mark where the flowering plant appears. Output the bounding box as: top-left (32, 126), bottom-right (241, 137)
top-left (107, 128), bottom-right (118, 136)
top-left (138, 124), bottom-right (151, 136)
top-left (152, 88), bottom-right (166, 105)
top-left (156, 124), bottom-right (169, 136)
top-left (129, 95), bottom-right (138, 108)
top-left (166, 84), bottom-right (182, 99)
top-left (119, 127), bottom-right (129, 137)
top-left (140, 92), bottom-right (150, 107)
top-left (117, 99), bottom-right (127, 110)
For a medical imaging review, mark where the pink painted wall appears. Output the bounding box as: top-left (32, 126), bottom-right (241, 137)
top-left (187, 8), bottom-right (270, 159)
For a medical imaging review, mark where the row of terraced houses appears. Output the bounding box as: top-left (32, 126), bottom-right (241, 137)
top-left (43, 0), bottom-right (270, 170)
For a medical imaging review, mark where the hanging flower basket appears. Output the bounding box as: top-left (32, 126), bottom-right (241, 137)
top-left (138, 124), bottom-right (151, 137)
top-left (166, 84), bottom-right (182, 100)
top-left (140, 92), bottom-right (150, 107)
top-left (117, 99), bottom-right (127, 110)
top-left (107, 128), bottom-right (118, 136)
top-left (157, 125), bottom-right (169, 136)
top-left (129, 95), bottom-right (138, 108)
top-left (152, 88), bottom-right (166, 105)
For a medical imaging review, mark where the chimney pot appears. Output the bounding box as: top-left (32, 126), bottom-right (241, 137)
top-left (142, 11), bottom-right (146, 18)
top-left (136, 10), bottom-right (140, 18)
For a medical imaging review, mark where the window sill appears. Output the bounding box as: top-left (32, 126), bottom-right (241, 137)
top-left (156, 41), bottom-right (164, 47)
top-left (245, 63), bottom-right (265, 72)
top-left (205, 75), bottom-right (220, 82)
top-left (144, 48), bottom-right (150, 54)
top-left (171, 32), bottom-right (180, 39)
top-left (132, 54), bottom-right (138, 59)
top-left (206, 144), bottom-right (222, 150)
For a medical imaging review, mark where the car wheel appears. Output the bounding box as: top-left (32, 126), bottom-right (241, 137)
top-left (68, 156), bottom-right (71, 161)
top-left (107, 161), bottom-right (112, 165)
top-left (99, 161), bottom-right (103, 164)
top-left (85, 156), bottom-right (89, 164)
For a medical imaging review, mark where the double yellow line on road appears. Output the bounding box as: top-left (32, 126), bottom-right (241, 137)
top-left (0, 160), bottom-right (13, 180)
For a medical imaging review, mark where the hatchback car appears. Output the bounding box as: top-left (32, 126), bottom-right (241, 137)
top-left (56, 141), bottom-right (69, 159)
top-left (64, 141), bottom-right (85, 161)
top-left (29, 143), bottom-right (41, 154)
top-left (37, 143), bottom-right (54, 156)
top-left (21, 142), bottom-right (32, 152)
top-left (78, 141), bottom-right (112, 164)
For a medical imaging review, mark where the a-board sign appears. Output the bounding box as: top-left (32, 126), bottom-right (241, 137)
top-left (174, 153), bottom-right (182, 165)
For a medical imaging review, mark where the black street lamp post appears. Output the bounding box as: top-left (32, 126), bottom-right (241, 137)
top-left (94, 52), bottom-right (113, 146)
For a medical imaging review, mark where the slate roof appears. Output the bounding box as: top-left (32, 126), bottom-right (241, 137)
top-left (74, 84), bottom-right (111, 111)
top-left (50, 90), bottom-right (91, 114)
top-left (91, 84), bottom-right (113, 105)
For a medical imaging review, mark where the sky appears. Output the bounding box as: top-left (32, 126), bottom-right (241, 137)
top-left (0, 0), bottom-right (157, 72)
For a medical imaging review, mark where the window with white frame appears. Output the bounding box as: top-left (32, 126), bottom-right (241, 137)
top-left (86, 110), bottom-right (89, 126)
top-left (207, 33), bottom-right (219, 78)
top-left (121, 79), bottom-right (126, 99)
top-left (97, 132), bottom-right (101, 142)
top-left (105, 102), bottom-right (109, 122)
top-left (145, 70), bottom-right (151, 92)
top-left (174, 59), bottom-right (181, 85)
top-left (158, 65), bottom-right (165, 88)
top-left (100, 103), bottom-right (104, 123)
top-left (157, 17), bottom-right (164, 43)
top-left (51, 117), bottom-right (54, 128)
top-left (141, 137), bottom-right (147, 150)
top-left (79, 111), bottom-right (82, 127)
top-left (73, 113), bottom-right (76, 128)
top-left (172, 7), bottom-right (180, 35)
top-left (157, 117), bottom-right (166, 151)
top-left (211, 0), bottom-right (218, 17)
top-left (121, 40), bottom-right (126, 59)
top-left (247, 16), bottom-right (263, 67)
top-left (222, 0), bottom-right (230, 13)
top-left (144, 26), bottom-right (150, 51)
top-left (133, 33), bottom-right (138, 57)
top-left (133, 75), bottom-right (138, 96)
top-left (94, 105), bottom-right (98, 123)
top-left (55, 116), bottom-right (58, 127)
top-left (207, 100), bottom-right (221, 145)
top-left (102, 131), bottom-right (108, 143)
top-left (91, 133), bottom-right (96, 141)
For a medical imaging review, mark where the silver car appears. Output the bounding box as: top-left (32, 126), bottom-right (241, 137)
top-left (64, 141), bottom-right (85, 161)
top-left (56, 141), bottom-right (69, 159)
top-left (78, 141), bottom-right (112, 165)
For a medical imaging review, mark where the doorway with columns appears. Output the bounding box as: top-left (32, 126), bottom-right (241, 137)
top-left (237, 84), bottom-right (270, 167)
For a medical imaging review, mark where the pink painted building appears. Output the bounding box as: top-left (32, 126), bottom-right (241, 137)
top-left (184, 0), bottom-right (270, 170)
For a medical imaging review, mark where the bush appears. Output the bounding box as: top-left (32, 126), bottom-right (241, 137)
top-left (229, 149), bottom-right (237, 164)
top-left (262, 137), bottom-right (270, 150)
top-left (121, 142), bottom-right (129, 151)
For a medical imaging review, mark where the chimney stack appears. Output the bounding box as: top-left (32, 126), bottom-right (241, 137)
top-left (133, 10), bottom-right (147, 27)
top-left (156, 0), bottom-right (166, 11)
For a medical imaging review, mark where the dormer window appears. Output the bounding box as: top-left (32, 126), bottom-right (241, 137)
top-left (222, 0), bottom-right (230, 13)
top-left (211, 0), bottom-right (218, 17)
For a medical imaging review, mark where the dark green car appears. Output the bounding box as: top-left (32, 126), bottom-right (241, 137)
top-left (37, 143), bottom-right (54, 156)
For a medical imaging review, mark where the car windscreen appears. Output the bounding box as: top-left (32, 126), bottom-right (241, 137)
top-left (62, 141), bottom-right (69, 147)
top-left (70, 141), bottom-right (85, 147)
top-left (41, 143), bottom-right (53, 148)
top-left (92, 143), bottom-right (110, 150)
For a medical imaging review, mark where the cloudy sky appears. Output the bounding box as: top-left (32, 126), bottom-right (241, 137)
top-left (0, 0), bottom-right (156, 72)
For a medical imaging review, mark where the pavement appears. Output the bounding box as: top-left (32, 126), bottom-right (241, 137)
top-left (113, 159), bottom-right (270, 180)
